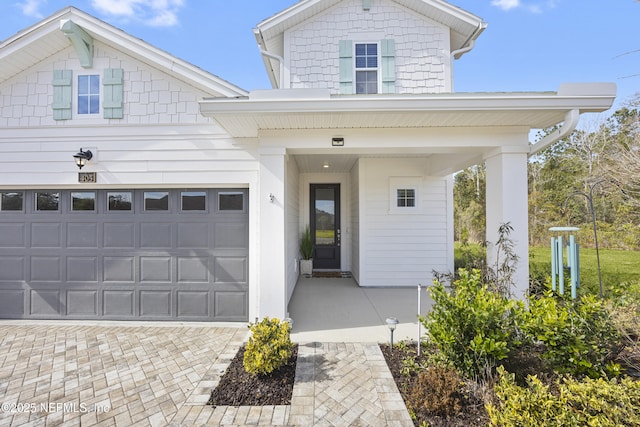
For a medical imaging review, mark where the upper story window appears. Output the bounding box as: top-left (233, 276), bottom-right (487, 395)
top-left (340, 40), bottom-right (394, 95)
top-left (355, 43), bottom-right (379, 94)
top-left (77, 75), bottom-right (100, 115)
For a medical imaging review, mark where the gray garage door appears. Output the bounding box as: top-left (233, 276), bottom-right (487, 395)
top-left (0, 189), bottom-right (248, 321)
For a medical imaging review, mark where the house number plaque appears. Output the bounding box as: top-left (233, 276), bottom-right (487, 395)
top-left (78, 172), bottom-right (97, 183)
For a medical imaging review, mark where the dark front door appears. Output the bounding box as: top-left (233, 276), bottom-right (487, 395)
top-left (310, 184), bottom-right (340, 269)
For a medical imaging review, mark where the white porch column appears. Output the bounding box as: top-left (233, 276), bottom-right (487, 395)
top-left (258, 148), bottom-right (287, 319)
top-left (485, 150), bottom-right (529, 300)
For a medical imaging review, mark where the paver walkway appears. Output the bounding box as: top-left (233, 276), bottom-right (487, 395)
top-left (0, 323), bottom-right (413, 426)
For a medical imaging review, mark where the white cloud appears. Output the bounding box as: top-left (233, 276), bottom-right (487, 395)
top-left (90, 0), bottom-right (185, 27)
top-left (491, 0), bottom-right (520, 10)
top-left (17, 0), bottom-right (46, 18)
top-left (492, 0), bottom-right (560, 13)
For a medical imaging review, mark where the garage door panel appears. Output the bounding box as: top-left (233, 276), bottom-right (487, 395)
top-left (214, 223), bottom-right (248, 249)
top-left (140, 256), bottom-right (172, 282)
top-left (103, 290), bottom-right (135, 316)
top-left (30, 289), bottom-right (61, 316)
top-left (214, 257), bottom-right (247, 284)
top-left (0, 290), bottom-right (24, 315)
top-left (67, 256), bottom-right (98, 282)
top-left (1, 189), bottom-right (248, 321)
top-left (0, 256), bottom-right (25, 281)
top-left (104, 223), bottom-right (135, 248)
top-left (67, 290), bottom-right (98, 316)
top-left (177, 223), bottom-right (209, 248)
top-left (103, 257), bottom-right (135, 282)
top-left (141, 223), bottom-right (172, 248)
top-left (31, 256), bottom-right (62, 282)
top-left (67, 223), bottom-right (98, 248)
top-left (215, 291), bottom-right (247, 319)
top-left (31, 223), bottom-right (62, 248)
top-left (177, 257), bottom-right (210, 283)
top-left (0, 223), bottom-right (25, 247)
top-left (177, 291), bottom-right (209, 317)
top-left (140, 290), bottom-right (171, 317)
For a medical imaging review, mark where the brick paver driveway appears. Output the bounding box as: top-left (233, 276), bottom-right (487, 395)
top-left (0, 323), bottom-right (246, 426)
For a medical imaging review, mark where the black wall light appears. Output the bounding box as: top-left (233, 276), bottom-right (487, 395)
top-left (73, 149), bottom-right (93, 169)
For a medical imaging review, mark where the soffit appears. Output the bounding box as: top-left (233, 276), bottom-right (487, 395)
top-left (200, 86), bottom-right (617, 138)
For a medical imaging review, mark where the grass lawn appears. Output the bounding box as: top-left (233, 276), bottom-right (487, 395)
top-left (455, 242), bottom-right (640, 296)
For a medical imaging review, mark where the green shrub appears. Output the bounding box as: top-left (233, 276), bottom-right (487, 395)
top-left (487, 366), bottom-right (640, 427)
top-left (423, 268), bottom-right (526, 379)
top-left (243, 317), bottom-right (293, 376)
top-left (524, 291), bottom-right (621, 378)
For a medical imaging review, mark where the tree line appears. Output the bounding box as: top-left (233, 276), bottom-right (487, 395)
top-left (454, 96), bottom-right (640, 250)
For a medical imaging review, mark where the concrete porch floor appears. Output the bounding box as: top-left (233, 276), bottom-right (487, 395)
top-left (288, 276), bottom-right (434, 343)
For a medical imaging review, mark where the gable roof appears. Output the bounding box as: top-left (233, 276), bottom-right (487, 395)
top-left (254, 0), bottom-right (486, 87)
top-left (0, 6), bottom-right (247, 98)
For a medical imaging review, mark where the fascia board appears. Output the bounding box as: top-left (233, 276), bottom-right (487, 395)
top-left (200, 89), bottom-right (616, 116)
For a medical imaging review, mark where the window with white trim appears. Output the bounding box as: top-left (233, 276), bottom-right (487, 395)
top-left (355, 43), bottom-right (379, 94)
top-left (389, 177), bottom-right (421, 213)
top-left (77, 75), bottom-right (100, 115)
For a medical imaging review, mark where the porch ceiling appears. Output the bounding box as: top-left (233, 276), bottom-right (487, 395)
top-left (200, 84), bottom-right (617, 138)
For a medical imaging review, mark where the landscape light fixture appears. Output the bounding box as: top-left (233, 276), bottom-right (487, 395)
top-left (73, 149), bottom-right (93, 170)
top-left (386, 317), bottom-right (399, 349)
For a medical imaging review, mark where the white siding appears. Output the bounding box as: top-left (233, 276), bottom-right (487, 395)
top-left (286, 0), bottom-right (451, 94)
top-left (0, 42), bottom-right (213, 128)
top-left (360, 158), bottom-right (451, 287)
top-left (0, 41), bottom-right (259, 188)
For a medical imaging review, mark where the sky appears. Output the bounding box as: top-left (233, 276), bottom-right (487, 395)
top-left (1, 0), bottom-right (639, 124)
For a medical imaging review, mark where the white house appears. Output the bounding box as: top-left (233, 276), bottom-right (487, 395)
top-left (0, 0), bottom-right (615, 322)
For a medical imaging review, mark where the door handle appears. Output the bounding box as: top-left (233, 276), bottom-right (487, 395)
top-left (337, 229), bottom-right (341, 246)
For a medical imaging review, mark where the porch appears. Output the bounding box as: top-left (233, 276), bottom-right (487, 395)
top-left (288, 276), bottom-right (433, 343)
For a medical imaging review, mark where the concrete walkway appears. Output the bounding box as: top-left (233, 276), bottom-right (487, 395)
top-left (289, 276), bottom-right (433, 344)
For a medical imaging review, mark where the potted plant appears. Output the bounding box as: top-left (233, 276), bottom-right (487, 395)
top-left (299, 226), bottom-right (313, 276)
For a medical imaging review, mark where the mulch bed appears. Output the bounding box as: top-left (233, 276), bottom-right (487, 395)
top-left (207, 345), bottom-right (298, 407)
top-left (380, 343), bottom-right (489, 427)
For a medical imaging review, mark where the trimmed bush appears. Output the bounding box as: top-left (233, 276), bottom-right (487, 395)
top-left (423, 268), bottom-right (526, 379)
top-left (243, 317), bottom-right (293, 376)
top-left (487, 366), bottom-right (640, 427)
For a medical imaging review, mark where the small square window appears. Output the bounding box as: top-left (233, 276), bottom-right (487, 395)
top-left (71, 192), bottom-right (96, 211)
top-left (181, 191), bottom-right (206, 211)
top-left (219, 192), bottom-right (243, 211)
top-left (108, 192), bottom-right (132, 211)
top-left (144, 192), bottom-right (169, 211)
top-left (397, 189), bottom-right (416, 208)
top-left (35, 192), bottom-right (60, 211)
top-left (0, 192), bottom-right (23, 211)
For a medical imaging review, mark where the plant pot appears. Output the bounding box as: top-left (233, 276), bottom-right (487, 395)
top-left (300, 259), bottom-right (313, 276)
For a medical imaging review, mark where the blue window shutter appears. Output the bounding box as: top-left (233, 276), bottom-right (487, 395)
top-left (381, 39), bottom-right (396, 94)
top-left (103, 68), bottom-right (124, 119)
top-left (52, 70), bottom-right (72, 120)
top-left (339, 40), bottom-right (353, 94)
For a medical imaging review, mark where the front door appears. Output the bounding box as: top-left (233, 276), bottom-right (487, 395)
top-left (310, 184), bottom-right (340, 269)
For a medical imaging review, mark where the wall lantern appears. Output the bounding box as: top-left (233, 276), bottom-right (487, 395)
top-left (73, 149), bottom-right (93, 169)
top-left (331, 137), bottom-right (344, 147)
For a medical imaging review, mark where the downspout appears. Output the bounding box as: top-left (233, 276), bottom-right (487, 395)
top-left (260, 50), bottom-right (285, 89)
top-left (529, 109), bottom-right (580, 156)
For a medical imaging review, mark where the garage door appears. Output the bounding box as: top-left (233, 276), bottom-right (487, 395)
top-left (0, 189), bottom-right (248, 321)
